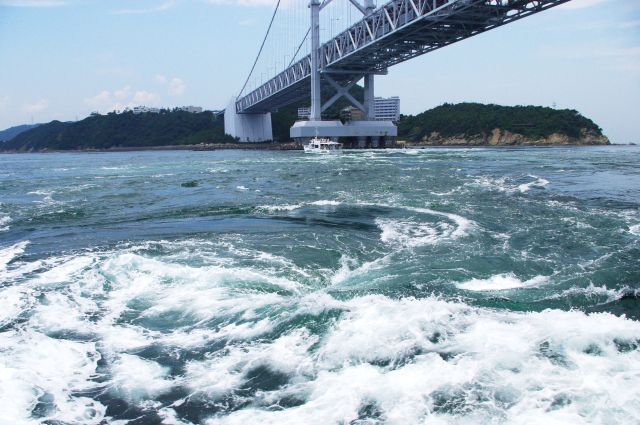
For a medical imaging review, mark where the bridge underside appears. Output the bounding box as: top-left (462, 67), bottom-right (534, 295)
top-left (236, 0), bottom-right (569, 115)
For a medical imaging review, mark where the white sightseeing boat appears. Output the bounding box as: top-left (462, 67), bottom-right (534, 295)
top-left (303, 137), bottom-right (343, 153)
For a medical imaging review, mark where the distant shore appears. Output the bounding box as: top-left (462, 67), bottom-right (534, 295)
top-left (1, 143), bottom-right (634, 154)
top-left (0, 142), bottom-right (302, 153)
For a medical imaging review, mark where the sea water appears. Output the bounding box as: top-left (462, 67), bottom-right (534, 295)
top-left (0, 147), bottom-right (639, 424)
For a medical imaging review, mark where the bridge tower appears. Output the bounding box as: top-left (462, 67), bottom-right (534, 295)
top-left (290, 0), bottom-right (397, 147)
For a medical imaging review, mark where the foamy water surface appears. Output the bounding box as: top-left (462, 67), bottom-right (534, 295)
top-left (0, 147), bottom-right (639, 424)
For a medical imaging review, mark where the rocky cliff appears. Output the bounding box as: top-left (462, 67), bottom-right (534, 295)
top-left (409, 127), bottom-right (609, 146)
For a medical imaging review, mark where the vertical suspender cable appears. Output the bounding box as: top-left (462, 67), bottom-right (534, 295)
top-left (237, 0), bottom-right (282, 98)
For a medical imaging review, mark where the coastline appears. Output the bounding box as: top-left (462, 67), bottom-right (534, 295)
top-left (0, 142), bottom-right (633, 154)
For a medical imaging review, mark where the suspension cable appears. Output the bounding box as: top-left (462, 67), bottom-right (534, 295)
top-left (237, 0), bottom-right (282, 98)
top-left (288, 27), bottom-right (311, 68)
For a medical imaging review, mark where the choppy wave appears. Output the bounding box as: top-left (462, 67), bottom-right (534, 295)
top-left (457, 273), bottom-right (549, 291)
top-left (0, 241), bottom-right (29, 272)
top-left (257, 200), bottom-right (342, 212)
top-left (0, 214), bottom-right (10, 231)
top-left (201, 296), bottom-right (640, 425)
top-left (547, 284), bottom-right (638, 303)
top-left (0, 240), bottom-right (638, 424)
top-left (1, 148), bottom-right (639, 424)
top-left (518, 175), bottom-right (550, 193)
top-left (469, 175), bottom-right (549, 194)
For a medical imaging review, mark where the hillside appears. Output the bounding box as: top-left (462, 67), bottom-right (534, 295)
top-left (397, 103), bottom-right (609, 145)
top-left (0, 124), bottom-right (41, 142)
top-left (0, 110), bottom-right (235, 152)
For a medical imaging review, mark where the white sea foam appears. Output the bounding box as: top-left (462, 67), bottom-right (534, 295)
top-left (204, 295), bottom-right (640, 425)
top-left (3, 239), bottom-right (639, 425)
top-left (0, 214), bottom-right (10, 231)
top-left (330, 255), bottom-right (392, 286)
top-left (310, 200), bottom-right (341, 206)
top-left (236, 185), bottom-right (249, 191)
top-left (110, 354), bottom-right (173, 402)
top-left (377, 218), bottom-right (450, 247)
top-left (257, 203), bottom-right (304, 212)
top-left (518, 176), bottom-right (550, 193)
top-left (27, 189), bottom-right (56, 204)
top-left (29, 291), bottom-right (100, 335)
top-left (31, 255), bottom-right (95, 285)
top-left (0, 331), bottom-right (105, 425)
top-left (185, 329), bottom-right (317, 398)
top-left (0, 241), bottom-right (29, 272)
top-left (469, 175), bottom-right (511, 192)
top-left (0, 285), bottom-right (34, 328)
top-left (545, 284), bottom-right (638, 305)
top-left (630, 224), bottom-right (640, 235)
top-left (258, 200), bottom-right (342, 212)
top-left (457, 273), bottom-right (548, 291)
top-left (402, 205), bottom-right (476, 239)
top-left (431, 188), bottom-right (460, 196)
top-left (469, 175), bottom-right (549, 194)
top-left (401, 149), bottom-right (421, 155)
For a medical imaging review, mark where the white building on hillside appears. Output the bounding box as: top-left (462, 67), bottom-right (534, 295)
top-left (132, 106), bottom-right (160, 114)
top-left (374, 97), bottom-right (400, 122)
top-left (177, 106), bottom-right (203, 113)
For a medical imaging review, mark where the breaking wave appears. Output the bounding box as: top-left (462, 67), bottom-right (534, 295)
top-left (457, 273), bottom-right (549, 291)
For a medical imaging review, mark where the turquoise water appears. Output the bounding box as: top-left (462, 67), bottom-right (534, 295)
top-left (0, 147), bottom-right (639, 424)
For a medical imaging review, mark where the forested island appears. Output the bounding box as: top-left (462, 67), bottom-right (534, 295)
top-left (398, 103), bottom-right (609, 146)
top-left (0, 102), bottom-right (608, 152)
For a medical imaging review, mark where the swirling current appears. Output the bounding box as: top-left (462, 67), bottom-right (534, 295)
top-left (0, 147), bottom-right (639, 424)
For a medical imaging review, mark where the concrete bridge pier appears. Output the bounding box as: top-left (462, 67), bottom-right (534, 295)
top-left (224, 98), bottom-right (273, 142)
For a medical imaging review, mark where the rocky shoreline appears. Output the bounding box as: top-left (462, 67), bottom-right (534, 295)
top-left (406, 127), bottom-right (609, 147)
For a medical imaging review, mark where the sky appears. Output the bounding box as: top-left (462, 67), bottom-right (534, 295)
top-left (0, 0), bottom-right (638, 143)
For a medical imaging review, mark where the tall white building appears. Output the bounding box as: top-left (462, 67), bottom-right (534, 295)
top-left (374, 97), bottom-right (400, 122)
top-left (297, 107), bottom-right (311, 120)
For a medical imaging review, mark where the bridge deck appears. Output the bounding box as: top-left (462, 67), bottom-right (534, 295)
top-left (236, 0), bottom-right (568, 114)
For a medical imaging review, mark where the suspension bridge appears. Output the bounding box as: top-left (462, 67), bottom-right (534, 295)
top-left (224, 0), bottom-right (571, 145)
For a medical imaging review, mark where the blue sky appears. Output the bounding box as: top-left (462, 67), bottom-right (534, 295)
top-left (0, 0), bottom-right (638, 142)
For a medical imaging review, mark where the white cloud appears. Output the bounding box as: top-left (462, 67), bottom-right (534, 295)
top-left (238, 18), bottom-right (257, 26)
top-left (132, 90), bottom-right (159, 105)
top-left (155, 75), bottom-right (186, 96)
top-left (83, 86), bottom-right (161, 113)
top-left (558, 0), bottom-right (610, 10)
top-left (114, 85), bottom-right (132, 100)
top-left (0, 0), bottom-right (67, 7)
top-left (168, 77), bottom-right (186, 96)
top-left (113, 0), bottom-right (177, 15)
top-left (22, 99), bottom-right (49, 113)
top-left (84, 90), bottom-right (111, 109)
top-left (205, 0), bottom-right (293, 7)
